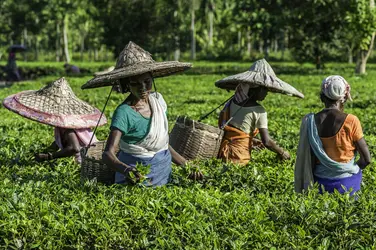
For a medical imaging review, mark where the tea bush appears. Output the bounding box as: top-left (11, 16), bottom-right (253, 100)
top-left (0, 62), bottom-right (376, 249)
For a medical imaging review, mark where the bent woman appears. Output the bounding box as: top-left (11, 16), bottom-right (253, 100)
top-left (295, 75), bottom-right (371, 195)
top-left (215, 59), bottom-right (304, 165)
top-left (82, 41), bottom-right (201, 186)
top-left (3, 77), bottom-right (106, 163)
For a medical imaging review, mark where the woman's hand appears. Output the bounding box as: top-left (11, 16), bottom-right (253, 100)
top-left (252, 138), bottom-right (265, 151)
top-left (185, 162), bottom-right (204, 181)
top-left (124, 166), bottom-right (143, 183)
top-left (259, 128), bottom-right (290, 160)
top-left (277, 150), bottom-right (291, 161)
top-left (103, 129), bottom-right (139, 180)
top-left (188, 171), bottom-right (204, 181)
top-left (168, 145), bottom-right (204, 181)
top-left (35, 153), bottom-right (51, 162)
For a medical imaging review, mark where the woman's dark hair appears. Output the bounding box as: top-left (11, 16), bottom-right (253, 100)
top-left (320, 92), bottom-right (337, 104)
top-left (118, 78), bottom-right (130, 93)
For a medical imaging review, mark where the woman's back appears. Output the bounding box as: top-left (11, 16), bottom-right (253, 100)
top-left (229, 102), bottom-right (267, 134)
top-left (314, 110), bottom-right (363, 163)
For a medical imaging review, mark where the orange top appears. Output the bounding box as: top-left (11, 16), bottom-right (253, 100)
top-left (320, 114), bottom-right (364, 163)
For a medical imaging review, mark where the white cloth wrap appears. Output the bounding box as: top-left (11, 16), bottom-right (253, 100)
top-left (321, 75), bottom-right (351, 103)
top-left (119, 92), bottom-right (169, 158)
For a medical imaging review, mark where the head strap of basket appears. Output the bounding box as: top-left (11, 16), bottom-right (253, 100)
top-left (2, 77), bottom-right (107, 129)
top-left (81, 41), bottom-right (193, 89)
top-left (215, 59), bottom-right (304, 98)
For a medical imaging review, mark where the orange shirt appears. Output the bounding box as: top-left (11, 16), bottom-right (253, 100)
top-left (320, 114), bottom-right (364, 163)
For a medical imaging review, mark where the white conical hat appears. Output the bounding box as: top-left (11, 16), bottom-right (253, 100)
top-left (82, 41), bottom-right (192, 89)
top-left (215, 59), bottom-right (304, 98)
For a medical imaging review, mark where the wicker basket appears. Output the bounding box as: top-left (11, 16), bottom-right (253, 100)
top-left (80, 141), bottom-right (118, 185)
top-left (169, 116), bottom-right (224, 160)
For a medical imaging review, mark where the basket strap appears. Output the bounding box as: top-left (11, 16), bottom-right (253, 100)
top-left (198, 95), bottom-right (234, 122)
top-left (84, 86), bottom-right (114, 157)
top-left (220, 97), bottom-right (250, 130)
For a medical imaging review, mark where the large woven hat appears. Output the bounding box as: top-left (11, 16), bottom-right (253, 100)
top-left (81, 41), bottom-right (192, 89)
top-left (3, 77), bottom-right (107, 129)
top-left (215, 59), bottom-right (304, 98)
top-left (93, 66), bottom-right (115, 77)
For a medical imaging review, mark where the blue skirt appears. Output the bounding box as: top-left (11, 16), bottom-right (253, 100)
top-left (115, 149), bottom-right (172, 187)
top-left (314, 170), bottom-right (362, 196)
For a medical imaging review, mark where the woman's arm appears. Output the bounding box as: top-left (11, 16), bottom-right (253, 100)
top-left (169, 145), bottom-right (187, 166)
top-left (169, 145), bottom-right (204, 180)
top-left (354, 138), bottom-right (371, 169)
top-left (50, 130), bottom-right (81, 159)
top-left (47, 141), bottom-right (59, 151)
top-left (35, 130), bottom-right (81, 161)
top-left (102, 129), bottom-right (142, 179)
top-left (259, 128), bottom-right (290, 160)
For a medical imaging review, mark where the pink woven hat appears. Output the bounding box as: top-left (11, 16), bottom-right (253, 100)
top-left (81, 41), bottom-right (192, 89)
top-left (3, 77), bottom-right (107, 129)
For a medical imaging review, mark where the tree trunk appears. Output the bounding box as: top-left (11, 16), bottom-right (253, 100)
top-left (94, 48), bottom-right (98, 61)
top-left (80, 35), bottom-right (85, 61)
top-left (281, 30), bottom-right (287, 60)
top-left (238, 31), bottom-right (241, 49)
top-left (63, 15), bottom-right (71, 63)
top-left (355, 33), bottom-right (375, 74)
top-left (247, 27), bottom-right (252, 57)
top-left (208, 10), bottom-right (213, 46)
top-left (34, 36), bottom-right (39, 61)
top-left (22, 28), bottom-right (28, 61)
top-left (347, 45), bottom-right (353, 64)
top-left (274, 39), bottom-right (278, 53)
top-left (258, 39), bottom-right (263, 54)
top-left (105, 48), bottom-right (109, 61)
top-left (174, 35), bottom-right (180, 61)
top-left (263, 39), bottom-right (269, 59)
top-left (355, 0), bottom-right (375, 74)
top-left (190, 8), bottom-right (196, 60)
top-left (56, 23), bottom-right (61, 62)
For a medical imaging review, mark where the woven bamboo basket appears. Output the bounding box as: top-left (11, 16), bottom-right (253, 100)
top-left (80, 141), bottom-right (118, 185)
top-left (169, 116), bottom-right (224, 160)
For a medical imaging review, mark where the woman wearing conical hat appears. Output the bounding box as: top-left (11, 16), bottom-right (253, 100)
top-left (215, 59), bottom-right (304, 165)
top-left (82, 41), bottom-right (202, 186)
top-left (3, 77), bottom-right (107, 163)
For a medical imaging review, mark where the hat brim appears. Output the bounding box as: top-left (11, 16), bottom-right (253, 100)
top-left (215, 71), bottom-right (304, 99)
top-left (3, 93), bottom-right (107, 129)
top-left (82, 61), bottom-right (192, 89)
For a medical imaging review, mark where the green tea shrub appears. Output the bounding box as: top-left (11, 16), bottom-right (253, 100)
top-left (0, 62), bottom-right (376, 249)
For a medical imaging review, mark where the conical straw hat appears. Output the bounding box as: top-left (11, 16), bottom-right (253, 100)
top-left (93, 66), bottom-right (115, 77)
top-left (3, 77), bottom-right (107, 129)
top-left (82, 41), bottom-right (192, 89)
top-left (215, 59), bottom-right (304, 98)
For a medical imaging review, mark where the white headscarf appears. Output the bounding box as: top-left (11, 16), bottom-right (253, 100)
top-left (321, 75), bottom-right (352, 103)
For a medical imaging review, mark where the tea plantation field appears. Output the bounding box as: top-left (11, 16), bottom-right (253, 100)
top-left (1, 62), bottom-right (376, 249)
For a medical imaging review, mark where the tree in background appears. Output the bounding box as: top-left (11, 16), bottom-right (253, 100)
top-left (0, 0), bottom-right (376, 67)
top-left (284, 0), bottom-right (346, 69)
top-left (345, 0), bottom-right (376, 74)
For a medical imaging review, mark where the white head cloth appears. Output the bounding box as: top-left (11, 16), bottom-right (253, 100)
top-left (321, 75), bottom-right (352, 103)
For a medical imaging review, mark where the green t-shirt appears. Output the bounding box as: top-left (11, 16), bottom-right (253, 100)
top-left (111, 103), bottom-right (151, 144)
